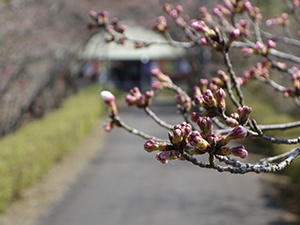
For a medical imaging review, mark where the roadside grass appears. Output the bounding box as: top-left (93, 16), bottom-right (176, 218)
top-left (0, 84), bottom-right (103, 213)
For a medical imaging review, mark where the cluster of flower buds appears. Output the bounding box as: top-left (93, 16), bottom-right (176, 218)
top-left (125, 87), bottom-right (154, 108)
top-left (151, 68), bottom-right (173, 90)
top-left (266, 13), bottom-right (289, 26)
top-left (143, 118), bottom-right (249, 163)
top-left (242, 40), bottom-right (276, 57)
top-left (225, 105), bottom-right (252, 127)
top-left (87, 10), bottom-right (127, 44)
top-left (163, 3), bottom-right (187, 27)
top-left (193, 86), bottom-right (227, 117)
top-left (87, 10), bottom-right (109, 29)
top-left (243, 60), bottom-right (270, 80)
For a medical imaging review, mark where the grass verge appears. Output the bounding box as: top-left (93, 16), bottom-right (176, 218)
top-left (0, 84), bottom-right (103, 213)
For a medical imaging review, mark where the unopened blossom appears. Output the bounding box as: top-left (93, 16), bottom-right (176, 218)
top-left (100, 91), bottom-right (117, 114)
top-left (163, 3), bottom-right (172, 13)
top-left (225, 117), bottom-right (239, 127)
top-left (267, 40), bottom-right (276, 49)
top-left (188, 130), bottom-right (209, 150)
top-left (190, 20), bottom-right (210, 33)
top-left (156, 151), bottom-right (172, 164)
top-left (215, 88), bottom-right (226, 109)
top-left (151, 68), bottom-right (172, 83)
top-left (154, 16), bottom-right (168, 32)
top-left (197, 116), bottom-right (213, 137)
top-left (190, 112), bottom-right (200, 123)
top-left (253, 41), bottom-right (265, 54)
top-left (237, 105), bottom-right (252, 125)
top-left (229, 28), bottom-right (240, 41)
top-left (202, 89), bottom-right (216, 107)
top-left (226, 125), bottom-right (247, 141)
top-left (144, 139), bottom-right (159, 152)
top-left (241, 47), bottom-right (253, 58)
top-left (152, 81), bottom-right (163, 90)
top-left (230, 145), bottom-right (248, 158)
top-left (101, 91), bottom-right (115, 106)
top-left (176, 92), bottom-right (192, 111)
top-left (102, 121), bottom-right (114, 132)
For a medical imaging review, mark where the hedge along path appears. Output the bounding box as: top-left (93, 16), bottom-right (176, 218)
top-left (0, 84), bottom-right (104, 213)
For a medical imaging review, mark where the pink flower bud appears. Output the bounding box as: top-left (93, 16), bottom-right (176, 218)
top-left (241, 47), bottom-right (253, 58)
top-left (188, 131), bottom-right (209, 150)
top-left (197, 116), bottom-right (213, 137)
top-left (227, 125), bottom-right (247, 140)
top-left (100, 91), bottom-right (115, 106)
top-left (156, 151), bottom-right (171, 164)
top-left (229, 28), bottom-right (240, 41)
top-left (230, 145), bottom-right (248, 158)
top-left (144, 139), bottom-right (159, 152)
top-left (237, 105), bottom-right (252, 125)
top-left (190, 112), bottom-right (200, 123)
top-left (202, 89), bottom-right (216, 107)
top-left (164, 3), bottom-right (172, 13)
top-left (102, 121), bottom-right (114, 132)
top-left (190, 20), bottom-right (209, 33)
top-left (225, 117), bottom-right (239, 127)
top-left (267, 40), bottom-right (276, 49)
top-left (216, 88), bottom-right (226, 109)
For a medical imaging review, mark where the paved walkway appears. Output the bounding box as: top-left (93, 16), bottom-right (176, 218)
top-left (37, 102), bottom-right (297, 225)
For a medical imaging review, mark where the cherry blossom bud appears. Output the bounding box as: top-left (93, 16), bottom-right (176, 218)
top-left (152, 81), bottom-right (163, 90)
top-left (197, 116), bottom-right (213, 137)
top-left (227, 125), bottom-right (247, 141)
top-left (156, 151), bottom-right (171, 164)
top-left (151, 68), bottom-right (172, 83)
top-left (101, 91), bottom-right (117, 114)
top-left (144, 139), bottom-right (159, 152)
top-left (190, 20), bottom-right (210, 33)
top-left (237, 105), bottom-right (252, 125)
top-left (164, 3), bottom-right (172, 13)
top-left (101, 91), bottom-right (115, 106)
top-left (202, 89), bottom-right (216, 107)
top-left (254, 41), bottom-right (265, 54)
top-left (188, 131), bottom-right (209, 150)
top-left (216, 88), bottom-right (226, 109)
top-left (176, 5), bottom-right (184, 14)
top-left (243, 1), bottom-right (253, 11)
top-left (241, 47), bottom-right (253, 58)
top-left (190, 112), bottom-right (200, 122)
top-left (230, 145), bottom-right (248, 158)
top-left (207, 133), bottom-right (221, 146)
top-left (102, 121), bottom-right (114, 132)
top-left (267, 40), bottom-right (276, 49)
top-left (229, 28), bottom-right (240, 41)
top-left (225, 117), bottom-right (239, 127)
top-left (89, 10), bottom-right (98, 20)
top-left (154, 16), bottom-right (168, 32)
top-left (145, 90), bottom-right (154, 105)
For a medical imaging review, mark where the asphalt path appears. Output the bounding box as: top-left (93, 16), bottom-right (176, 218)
top-left (37, 101), bottom-right (295, 225)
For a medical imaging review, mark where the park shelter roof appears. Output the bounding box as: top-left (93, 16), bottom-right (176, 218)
top-left (79, 22), bottom-right (186, 61)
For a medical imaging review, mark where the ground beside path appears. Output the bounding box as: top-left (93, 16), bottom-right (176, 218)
top-left (0, 100), bottom-right (299, 225)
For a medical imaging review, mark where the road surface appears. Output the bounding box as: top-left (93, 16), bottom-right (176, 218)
top-left (37, 101), bottom-right (296, 225)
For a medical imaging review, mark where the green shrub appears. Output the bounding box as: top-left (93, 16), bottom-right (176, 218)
top-left (0, 84), bottom-right (103, 212)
